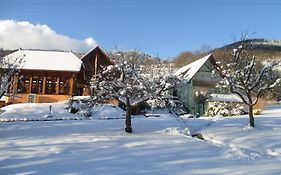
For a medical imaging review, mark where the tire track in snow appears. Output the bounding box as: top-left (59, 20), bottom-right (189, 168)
top-left (197, 134), bottom-right (281, 160)
top-left (179, 119), bottom-right (281, 160)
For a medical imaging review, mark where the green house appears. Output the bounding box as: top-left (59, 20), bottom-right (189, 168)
top-left (174, 54), bottom-right (222, 115)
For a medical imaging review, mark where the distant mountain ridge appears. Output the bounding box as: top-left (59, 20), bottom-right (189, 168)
top-left (210, 38), bottom-right (281, 63)
top-left (224, 38), bottom-right (281, 51)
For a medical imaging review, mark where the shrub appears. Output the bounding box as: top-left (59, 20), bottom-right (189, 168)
top-left (254, 99), bottom-right (266, 111)
top-left (205, 102), bottom-right (244, 117)
top-left (253, 109), bottom-right (262, 115)
top-left (66, 98), bottom-right (92, 118)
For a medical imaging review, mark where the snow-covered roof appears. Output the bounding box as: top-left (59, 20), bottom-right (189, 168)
top-left (175, 54), bottom-right (213, 82)
top-left (80, 45), bottom-right (113, 65)
top-left (207, 94), bottom-right (243, 103)
top-left (80, 45), bottom-right (99, 60)
top-left (3, 49), bottom-right (82, 72)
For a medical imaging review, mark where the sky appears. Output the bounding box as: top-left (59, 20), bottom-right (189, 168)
top-left (0, 0), bottom-right (281, 59)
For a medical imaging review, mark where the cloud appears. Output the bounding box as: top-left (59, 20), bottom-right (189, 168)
top-left (0, 20), bottom-right (98, 52)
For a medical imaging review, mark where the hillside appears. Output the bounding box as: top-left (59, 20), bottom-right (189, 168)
top-left (173, 39), bottom-right (281, 68)
top-left (109, 50), bottom-right (173, 66)
top-left (211, 38), bottom-right (281, 63)
top-left (223, 39), bottom-right (281, 51)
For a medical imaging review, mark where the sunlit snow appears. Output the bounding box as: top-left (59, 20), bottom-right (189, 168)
top-left (1, 102), bottom-right (281, 174)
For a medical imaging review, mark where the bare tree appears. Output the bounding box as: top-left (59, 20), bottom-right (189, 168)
top-left (91, 50), bottom-right (180, 133)
top-left (0, 49), bottom-right (22, 99)
top-left (217, 36), bottom-right (281, 127)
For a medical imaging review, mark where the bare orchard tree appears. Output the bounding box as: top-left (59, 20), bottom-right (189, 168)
top-left (0, 49), bottom-right (22, 98)
top-left (91, 50), bottom-right (180, 133)
top-left (217, 36), bottom-right (281, 127)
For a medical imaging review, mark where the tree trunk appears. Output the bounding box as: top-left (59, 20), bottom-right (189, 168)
top-left (248, 105), bottom-right (255, 127)
top-left (202, 103), bottom-right (205, 115)
top-left (125, 97), bottom-right (132, 133)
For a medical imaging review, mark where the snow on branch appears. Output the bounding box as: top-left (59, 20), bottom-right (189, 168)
top-left (0, 49), bottom-right (24, 98)
top-left (91, 50), bottom-right (181, 108)
top-left (216, 35), bottom-right (281, 127)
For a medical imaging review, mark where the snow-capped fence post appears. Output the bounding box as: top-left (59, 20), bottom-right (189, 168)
top-left (49, 105), bottom-right (52, 116)
top-left (125, 96), bottom-right (132, 133)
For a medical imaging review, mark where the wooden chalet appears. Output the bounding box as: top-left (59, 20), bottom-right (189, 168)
top-left (2, 46), bottom-right (112, 104)
top-left (76, 46), bottom-right (113, 96)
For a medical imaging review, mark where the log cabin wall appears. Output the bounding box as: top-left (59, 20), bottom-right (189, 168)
top-left (8, 70), bottom-right (77, 104)
top-left (10, 94), bottom-right (70, 104)
top-left (3, 47), bottom-right (114, 104)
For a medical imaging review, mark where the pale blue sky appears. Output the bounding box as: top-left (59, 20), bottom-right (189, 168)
top-left (1, 0), bottom-right (281, 58)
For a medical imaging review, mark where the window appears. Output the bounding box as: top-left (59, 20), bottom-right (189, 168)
top-left (31, 76), bottom-right (43, 94)
top-left (17, 75), bottom-right (30, 93)
top-left (16, 75), bottom-right (73, 95)
top-left (59, 77), bottom-right (70, 95)
top-left (45, 77), bottom-right (57, 94)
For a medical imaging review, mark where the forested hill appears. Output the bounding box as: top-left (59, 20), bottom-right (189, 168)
top-left (211, 38), bottom-right (281, 63)
top-left (223, 39), bottom-right (281, 51)
top-left (174, 39), bottom-right (281, 68)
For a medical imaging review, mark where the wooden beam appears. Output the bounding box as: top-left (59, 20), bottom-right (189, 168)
top-left (42, 77), bottom-right (46, 94)
top-left (12, 75), bottom-right (19, 94)
top-left (56, 77), bottom-right (60, 95)
top-left (29, 76), bottom-right (32, 93)
top-left (94, 51), bottom-right (98, 79)
top-left (69, 76), bottom-right (74, 95)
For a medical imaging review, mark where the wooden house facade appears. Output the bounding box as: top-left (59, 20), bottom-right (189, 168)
top-left (2, 46), bottom-right (112, 104)
top-left (174, 54), bottom-right (222, 115)
top-left (76, 46), bottom-right (113, 96)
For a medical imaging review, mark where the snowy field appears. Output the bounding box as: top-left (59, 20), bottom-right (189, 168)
top-left (1, 102), bottom-right (281, 174)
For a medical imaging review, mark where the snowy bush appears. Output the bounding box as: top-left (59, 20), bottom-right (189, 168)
top-left (146, 95), bottom-right (185, 114)
top-left (253, 109), bottom-right (262, 115)
top-left (67, 100), bottom-right (80, 114)
top-left (77, 108), bottom-right (92, 118)
top-left (205, 102), bottom-right (243, 117)
top-left (205, 102), bottom-right (225, 117)
top-left (66, 98), bottom-right (92, 118)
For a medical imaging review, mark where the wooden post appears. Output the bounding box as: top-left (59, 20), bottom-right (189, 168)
top-left (42, 77), bottom-right (46, 94)
top-left (69, 76), bottom-right (74, 95)
top-left (56, 77), bottom-right (60, 94)
top-left (12, 75), bottom-right (19, 94)
top-left (125, 96), bottom-right (132, 133)
top-left (8, 75), bottom-right (19, 104)
top-left (94, 51), bottom-right (98, 79)
top-left (29, 76), bottom-right (33, 93)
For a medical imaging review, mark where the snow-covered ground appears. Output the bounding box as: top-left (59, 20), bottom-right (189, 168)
top-left (1, 102), bottom-right (281, 174)
top-left (0, 102), bottom-right (79, 121)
